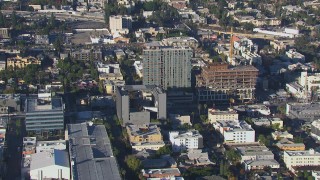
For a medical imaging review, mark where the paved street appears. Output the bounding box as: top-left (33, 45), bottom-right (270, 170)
top-left (5, 116), bottom-right (25, 180)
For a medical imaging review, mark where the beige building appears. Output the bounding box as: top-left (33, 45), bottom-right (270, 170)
top-left (7, 56), bottom-right (40, 69)
top-left (98, 73), bottom-right (123, 81)
top-left (270, 117), bottom-right (283, 129)
top-left (126, 124), bottom-right (165, 151)
top-left (109, 15), bottom-right (132, 34)
top-left (208, 108), bottom-right (238, 123)
top-left (272, 131), bottom-right (293, 140)
top-left (284, 149), bottom-right (320, 172)
top-left (276, 138), bottom-right (305, 151)
top-left (103, 80), bottom-right (125, 94)
top-left (127, 124), bottom-right (163, 143)
top-left (0, 28), bottom-right (10, 39)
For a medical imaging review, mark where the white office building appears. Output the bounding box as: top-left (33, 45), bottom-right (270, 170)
top-left (283, 149), bottom-right (320, 172)
top-left (214, 120), bottom-right (255, 143)
top-left (169, 130), bottom-right (203, 152)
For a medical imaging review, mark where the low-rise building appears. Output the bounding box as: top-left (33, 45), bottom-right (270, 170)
top-left (7, 55), bottom-right (40, 69)
top-left (114, 49), bottom-right (126, 60)
top-left (285, 49), bottom-right (305, 63)
top-left (21, 137), bottom-right (37, 179)
top-left (207, 108), bottom-right (238, 124)
top-left (127, 124), bottom-right (165, 152)
top-left (35, 34), bottom-right (49, 45)
top-left (169, 114), bottom-right (191, 126)
top-left (0, 28), bottom-right (10, 39)
top-left (276, 138), bottom-right (305, 151)
top-left (311, 120), bottom-right (320, 141)
top-left (214, 120), bottom-right (255, 144)
top-left (142, 156), bottom-right (177, 169)
top-left (131, 141), bottom-right (166, 152)
top-left (99, 72), bottom-right (124, 81)
top-left (68, 122), bottom-right (121, 180)
top-left (269, 117), bottom-right (284, 129)
top-left (97, 63), bottom-right (121, 74)
top-left (244, 159), bottom-right (280, 171)
top-left (30, 149), bottom-right (70, 180)
top-left (103, 80), bottom-right (125, 94)
top-left (272, 131), bottom-right (293, 140)
top-left (251, 118), bottom-right (270, 126)
top-left (169, 130), bottom-right (203, 152)
top-left (70, 48), bottom-right (103, 61)
top-left (187, 149), bottom-right (214, 166)
top-left (236, 145), bottom-right (275, 163)
top-left (232, 104), bottom-right (271, 116)
top-left (283, 149), bottom-right (320, 172)
top-left (36, 140), bottom-right (66, 153)
top-left (286, 103), bottom-right (320, 122)
top-left (141, 168), bottom-right (181, 179)
top-left (251, 117), bottom-right (283, 129)
top-left (97, 62), bottom-right (124, 82)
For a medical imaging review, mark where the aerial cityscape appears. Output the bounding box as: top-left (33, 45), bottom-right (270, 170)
top-left (1, 0), bottom-right (320, 179)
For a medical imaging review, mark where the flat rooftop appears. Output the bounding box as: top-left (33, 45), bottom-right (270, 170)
top-left (208, 109), bottom-right (238, 115)
top-left (142, 168), bottom-right (181, 176)
top-left (127, 124), bottom-right (161, 137)
top-left (170, 130), bottom-right (202, 139)
top-left (118, 85), bottom-right (165, 96)
top-left (288, 103), bottom-right (320, 114)
top-left (285, 149), bottom-right (320, 156)
top-left (68, 123), bottom-right (121, 180)
top-left (236, 146), bottom-right (273, 156)
top-left (218, 120), bottom-right (254, 132)
top-left (26, 97), bottom-right (63, 112)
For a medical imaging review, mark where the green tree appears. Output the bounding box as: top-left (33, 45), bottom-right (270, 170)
top-left (225, 149), bottom-right (241, 164)
top-left (194, 123), bottom-right (203, 132)
top-left (200, 115), bottom-right (208, 123)
top-left (0, 12), bottom-right (5, 27)
top-left (11, 11), bottom-right (18, 28)
top-left (242, 22), bottom-right (255, 31)
top-left (54, 35), bottom-right (63, 53)
top-left (125, 155), bottom-right (141, 172)
top-left (57, 57), bottom-right (72, 92)
top-left (277, 105), bottom-right (286, 115)
top-left (156, 145), bottom-right (172, 156)
top-left (49, 13), bottom-right (56, 28)
top-left (293, 136), bottom-right (304, 143)
top-left (219, 160), bottom-right (225, 176)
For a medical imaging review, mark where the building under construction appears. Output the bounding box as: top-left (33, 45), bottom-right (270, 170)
top-left (196, 63), bottom-right (259, 102)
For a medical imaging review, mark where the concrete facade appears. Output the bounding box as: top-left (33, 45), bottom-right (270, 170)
top-left (169, 130), bottom-right (203, 152)
top-left (143, 44), bottom-right (193, 90)
top-left (116, 85), bottom-right (166, 126)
